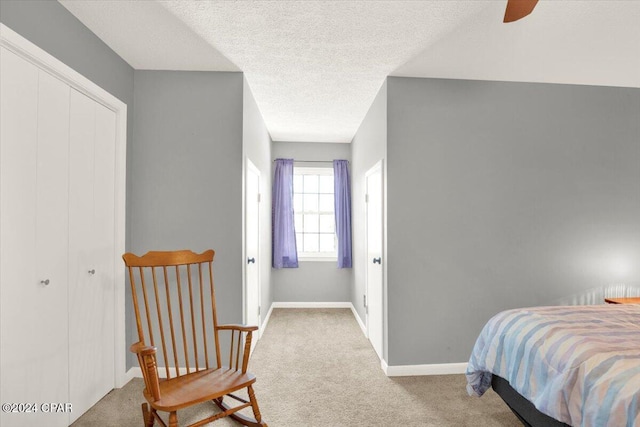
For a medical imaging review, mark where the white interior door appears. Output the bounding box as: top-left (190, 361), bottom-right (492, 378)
top-left (245, 159), bottom-right (261, 350)
top-left (0, 47), bottom-right (71, 427)
top-left (68, 89), bottom-right (116, 422)
top-left (366, 161), bottom-right (384, 361)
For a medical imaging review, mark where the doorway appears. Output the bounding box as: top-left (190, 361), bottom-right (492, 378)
top-left (365, 160), bottom-right (384, 360)
top-left (245, 158), bottom-right (261, 352)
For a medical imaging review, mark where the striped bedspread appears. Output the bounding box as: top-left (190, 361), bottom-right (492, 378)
top-left (466, 304), bottom-right (640, 426)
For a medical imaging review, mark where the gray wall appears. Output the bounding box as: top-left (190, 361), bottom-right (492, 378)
top-left (350, 81), bottom-right (387, 340)
top-left (273, 262), bottom-right (352, 302)
top-left (242, 78), bottom-right (274, 321)
top-left (272, 141), bottom-right (352, 302)
top-left (386, 76), bottom-right (640, 365)
top-left (132, 71), bottom-right (244, 366)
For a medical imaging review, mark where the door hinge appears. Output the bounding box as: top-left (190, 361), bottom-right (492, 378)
top-left (365, 194), bottom-right (369, 203)
top-left (364, 295), bottom-right (368, 314)
top-left (258, 306), bottom-right (261, 315)
top-left (257, 193), bottom-right (261, 203)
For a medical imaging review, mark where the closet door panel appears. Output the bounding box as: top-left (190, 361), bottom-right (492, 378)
top-left (68, 99), bottom-right (116, 422)
top-left (0, 48), bottom-right (70, 427)
top-left (33, 70), bottom-right (71, 424)
top-left (0, 47), bottom-right (37, 306)
top-left (92, 103), bottom-right (116, 382)
top-left (68, 89), bottom-right (97, 422)
top-left (0, 47), bottom-right (39, 424)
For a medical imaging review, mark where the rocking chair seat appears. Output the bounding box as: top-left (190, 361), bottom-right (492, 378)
top-left (146, 368), bottom-right (257, 412)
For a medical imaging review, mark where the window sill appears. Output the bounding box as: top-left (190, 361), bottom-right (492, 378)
top-left (298, 257), bottom-right (337, 263)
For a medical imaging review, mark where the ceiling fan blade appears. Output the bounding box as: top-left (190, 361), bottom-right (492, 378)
top-left (504, 0), bottom-right (539, 23)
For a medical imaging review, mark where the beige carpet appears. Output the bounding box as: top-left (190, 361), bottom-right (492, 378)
top-left (72, 308), bottom-right (520, 426)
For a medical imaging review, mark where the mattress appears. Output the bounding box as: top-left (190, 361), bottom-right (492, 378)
top-left (466, 304), bottom-right (640, 426)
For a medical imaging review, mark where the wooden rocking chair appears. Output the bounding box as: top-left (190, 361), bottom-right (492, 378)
top-left (123, 249), bottom-right (267, 427)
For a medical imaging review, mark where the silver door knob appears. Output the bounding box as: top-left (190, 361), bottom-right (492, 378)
top-left (40, 279), bottom-right (50, 286)
top-left (88, 269), bottom-right (95, 275)
top-left (372, 258), bottom-right (381, 264)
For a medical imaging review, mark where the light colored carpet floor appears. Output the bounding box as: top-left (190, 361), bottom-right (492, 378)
top-left (72, 308), bottom-right (520, 426)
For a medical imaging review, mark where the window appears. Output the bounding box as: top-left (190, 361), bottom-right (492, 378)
top-left (293, 167), bottom-right (336, 259)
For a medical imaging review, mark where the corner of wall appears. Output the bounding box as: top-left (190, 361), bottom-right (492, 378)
top-left (241, 79), bottom-right (274, 326)
top-left (350, 79), bottom-right (389, 361)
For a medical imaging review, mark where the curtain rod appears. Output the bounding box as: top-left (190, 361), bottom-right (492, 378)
top-left (272, 159), bottom-right (349, 164)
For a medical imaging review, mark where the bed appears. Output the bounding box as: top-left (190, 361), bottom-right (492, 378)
top-left (466, 304), bottom-right (640, 426)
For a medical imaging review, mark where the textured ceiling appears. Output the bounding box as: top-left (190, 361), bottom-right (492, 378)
top-left (59, 1), bottom-right (640, 143)
top-left (394, 1), bottom-right (640, 88)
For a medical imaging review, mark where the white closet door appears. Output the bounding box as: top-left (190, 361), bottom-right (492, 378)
top-left (92, 100), bottom-right (116, 395)
top-left (0, 47), bottom-right (71, 427)
top-left (68, 90), bottom-right (116, 422)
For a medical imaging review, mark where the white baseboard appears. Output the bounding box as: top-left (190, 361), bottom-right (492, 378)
top-left (261, 303), bottom-right (274, 337)
top-left (383, 362), bottom-right (468, 376)
top-left (125, 367), bottom-right (142, 381)
top-left (350, 305), bottom-right (367, 337)
top-left (271, 301), bottom-right (352, 308)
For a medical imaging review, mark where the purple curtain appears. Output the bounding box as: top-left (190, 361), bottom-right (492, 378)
top-left (333, 160), bottom-right (352, 268)
top-left (272, 159), bottom-right (298, 268)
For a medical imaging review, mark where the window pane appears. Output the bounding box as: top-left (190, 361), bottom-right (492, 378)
top-left (319, 175), bottom-right (334, 194)
top-left (303, 175), bottom-right (319, 193)
top-left (319, 234), bottom-right (335, 252)
top-left (292, 168), bottom-right (337, 256)
top-left (319, 214), bottom-right (334, 233)
top-left (319, 194), bottom-right (333, 212)
top-left (303, 194), bottom-right (318, 212)
top-left (293, 193), bottom-right (303, 213)
top-left (303, 214), bottom-right (319, 232)
top-left (294, 214), bottom-right (302, 231)
top-left (303, 233), bottom-right (318, 252)
top-left (295, 233), bottom-right (302, 251)
top-left (293, 174), bottom-right (303, 193)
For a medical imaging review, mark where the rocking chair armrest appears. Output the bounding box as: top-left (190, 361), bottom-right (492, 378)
top-left (130, 342), bottom-right (157, 356)
top-left (217, 324), bottom-right (258, 332)
top-left (217, 325), bottom-right (257, 374)
top-left (129, 342), bottom-right (161, 402)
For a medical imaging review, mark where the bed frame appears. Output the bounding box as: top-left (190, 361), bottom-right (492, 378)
top-left (491, 376), bottom-right (571, 427)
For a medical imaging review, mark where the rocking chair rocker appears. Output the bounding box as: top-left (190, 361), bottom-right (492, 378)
top-left (123, 249), bottom-right (267, 427)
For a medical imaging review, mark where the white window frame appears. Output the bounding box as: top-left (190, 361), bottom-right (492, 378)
top-left (293, 166), bottom-right (337, 261)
